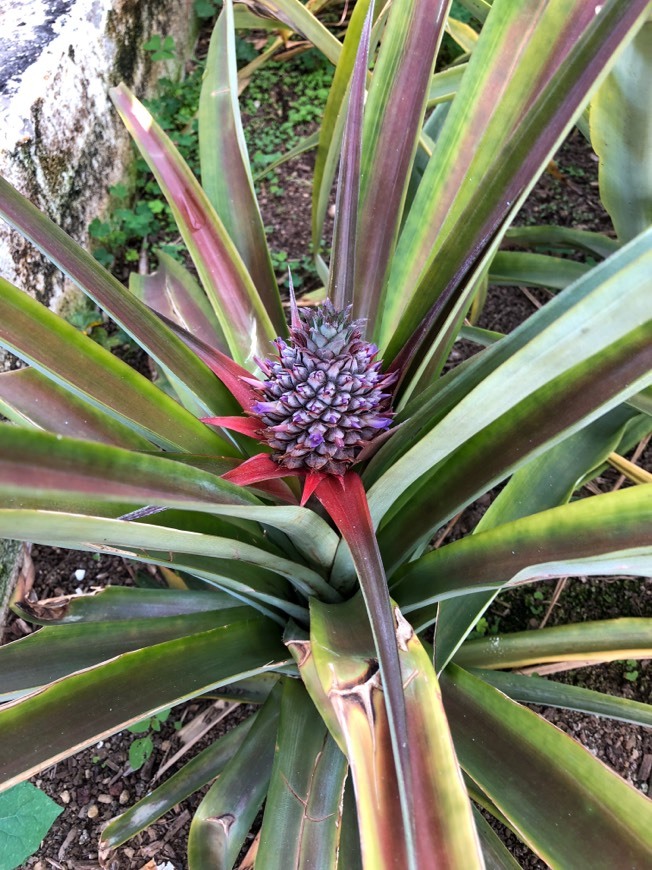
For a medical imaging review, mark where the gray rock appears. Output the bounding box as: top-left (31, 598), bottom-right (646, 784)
top-left (0, 0), bottom-right (196, 317)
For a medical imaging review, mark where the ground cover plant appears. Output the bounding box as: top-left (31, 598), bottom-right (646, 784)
top-left (0, 0), bottom-right (651, 867)
top-left (88, 31), bottom-right (333, 285)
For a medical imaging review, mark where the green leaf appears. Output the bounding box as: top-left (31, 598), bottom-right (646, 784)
top-left (392, 485), bottom-right (652, 618)
top-left (128, 735), bottom-right (154, 771)
top-left (240, 0), bottom-right (342, 65)
top-left (489, 251), bottom-right (589, 290)
top-left (312, 474), bottom-right (418, 865)
top-left (199, 0), bottom-right (284, 331)
top-left (472, 807), bottom-right (522, 870)
top-left (100, 717), bottom-right (255, 851)
top-left (256, 679), bottom-right (348, 869)
top-left (0, 276), bottom-right (234, 454)
top-left (130, 251), bottom-right (226, 352)
top-left (442, 665), bottom-right (652, 867)
top-left (0, 177), bottom-right (234, 417)
top-left (312, 0), bottom-right (372, 262)
top-left (13, 586), bottom-right (243, 626)
top-left (370, 228), bottom-right (652, 572)
top-left (0, 608), bottom-right (255, 701)
top-left (309, 594), bottom-right (481, 870)
top-left (433, 404), bottom-right (647, 666)
top-left (0, 426), bottom-right (340, 571)
top-left (469, 669), bottom-right (652, 728)
top-left (590, 17), bottom-right (652, 242)
top-left (328, 4), bottom-right (371, 311)
top-left (0, 619), bottom-right (289, 790)
top-left (380, 0), bottom-right (650, 368)
top-left (0, 368), bottom-right (152, 449)
top-left (187, 686), bottom-right (282, 868)
top-left (454, 617), bottom-right (652, 670)
top-left (0, 425), bottom-right (257, 511)
top-left (110, 83), bottom-right (277, 367)
top-left (504, 225), bottom-right (620, 259)
top-left (0, 783), bottom-right (62, 870)
top-left (354, 0), bottom-right (450, 328)
top-left (127, 718), bottom-right (153, 734)
top-left (337, 778), bottom-right (363, 870)
top-left (426, 63), bottom-right (467, 107)
top-left (255, 129), bottom-right (319, 181)
top-left (0, 509), bottom-right (338, 603)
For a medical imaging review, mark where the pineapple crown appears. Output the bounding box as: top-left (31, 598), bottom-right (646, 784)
top-left (250, 299), bottom-right (397, 475)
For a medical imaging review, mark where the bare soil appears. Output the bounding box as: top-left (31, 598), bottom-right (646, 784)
top-left (2, 40), bottom-right (650, 870)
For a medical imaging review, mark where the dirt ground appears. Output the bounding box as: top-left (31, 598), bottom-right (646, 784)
top-left (2, 30), bottom-right (650, 870)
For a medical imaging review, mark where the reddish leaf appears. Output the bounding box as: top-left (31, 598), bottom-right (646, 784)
top-left (222, 454), bottom-right (298, 504)
top-left (158, 313), bottom-right (260, 410)
top-left (300, 470), bottom-right (326, 506)
top-left (328, 5), bottom-right (372, 310)
top-left (313, 471), bottom-right (417, 859)
top-left (202, 415), bottom-right (262, 438)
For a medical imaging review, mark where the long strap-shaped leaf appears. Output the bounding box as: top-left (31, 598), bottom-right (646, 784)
top-left (0, 619), bottom-right (288, 790)
top-left (86, 550), bottom-right (302, 623)
top-left (0, 509), bottom-right (338, 603)
top-left (312, 473), bottom-right (418, 865)
top-left (504, 225), bottom-right (620, 259)
top-left (328, 5), bottom-right (371, 310)
top-left (353, 0), bottom-right (451, 327)
top-left (111, 84), bottom-right (276, 367)
top-left (199, 0), bottom-right (284, 332)
top-left (365, 232), bottom-right (650, 488)
top-left (471, 807), bottom-right (521, 870)
top-left (0, 608), bottom-right (254, 701)
top-left (392, 485), bottom-right (652, 612)
top-left (0, 275), bottom-right (233, 454)
top-left (0, 425), bottom-right (256, 510)
top-left (441, 664), bottom-right (652, 867)
top-left (239, 0), bottom-right (342, 65)
top-left (256, 678), bottom-right (349, 869)
top-left (369, 228), bottom-right (652, 572)
top-left (489, 251), bottom-right (589, 290)
top-left (100, 716), bottom-right (255, 853)
top-left (590, 16), bottom-right (652, 243)
top-left (471, 669), bottom-right (652, 729)
top-left (455, 617), bottom-right (652, 670)
top-left (0, 367), bottom-right (152, 449)
top-left (380, 0), bottom-right (650, 366)
top-left (432, 404), bottom-right (648, 666)
top-left (0, 177), bottom-right (234, 416)
top-left (130, 251), bottom-right (226, 351)
top-left (0, 426), bottom-right (340, 569)
top-left (312, 0), bottom-right (372, 265)
top-left (187, 687), bottom-right (282, 868)
top-left (14, 586), bottom-right (241, 625)
top-left (308, 593), bottom-right (482, 869)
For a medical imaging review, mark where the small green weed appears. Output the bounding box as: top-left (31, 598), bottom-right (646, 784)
top-left (66, 297), bottom-right (131, 352)
top-left (623, 659), bottom-right (640, 682)
top-left (242, 60), bottom-right (333, 179)
top-left (194, 0), bottom-right (220, 18)
top-left (143, 35), bottom-right (177, 62)
top-left (126, 708), bottom-right (174, 771)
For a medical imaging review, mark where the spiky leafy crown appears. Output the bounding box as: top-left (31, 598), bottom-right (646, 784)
top-left (252, 300), bottom-right (397, 475)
